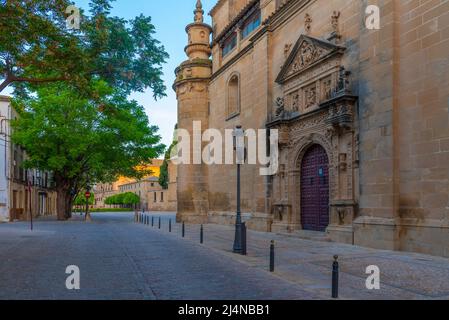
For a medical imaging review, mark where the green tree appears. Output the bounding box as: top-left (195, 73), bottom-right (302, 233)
top-left (159, 124), bottom-right (177, 190)
top-left (158, 160), bottom-right (169, 190)
top-left (1, 0), bottom-right (168, 98)
top-left (123, 192), bottom-right (140, 206)
top-left (73, 192), bottom-right (95, 206)
top-left (12, 82), bottom-right (165, 220)
top-left (105, 192), bottom-right (139, 207)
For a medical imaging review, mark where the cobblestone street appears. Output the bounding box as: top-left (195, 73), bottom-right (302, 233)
top-left (1, 212), bottom-right (449, 300)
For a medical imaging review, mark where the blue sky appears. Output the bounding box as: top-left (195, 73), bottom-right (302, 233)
top-left (72, 0), bottom-right (217, 148)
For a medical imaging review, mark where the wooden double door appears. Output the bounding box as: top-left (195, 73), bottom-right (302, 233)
top-left (300, 144), bottom-right (330, 232)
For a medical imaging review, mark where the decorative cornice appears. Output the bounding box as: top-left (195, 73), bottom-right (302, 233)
top-left (184, 43), bottom-right (212, 57)
top-left (209, 0), bottom-right (226, 16)
top-left (185, 22), bottom-right (213, 33)
top-left (266, 93), bottom-right (357, 128)
top-left (263, 0), bottom-right (314, 31)
top-left (276, 35), bottom-right (345, 84)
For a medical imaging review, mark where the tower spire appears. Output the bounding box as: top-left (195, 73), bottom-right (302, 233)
top-left (194, 0), bottom-right (204, 23)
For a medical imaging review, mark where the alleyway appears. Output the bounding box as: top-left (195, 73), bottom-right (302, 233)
top-left (1, 213), bottom-right (449, 300)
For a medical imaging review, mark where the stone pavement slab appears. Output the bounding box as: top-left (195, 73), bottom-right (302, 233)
top-left (0, 213), bottom-right (319, 300)
top-left (143, 212), bottom-right (449, 300)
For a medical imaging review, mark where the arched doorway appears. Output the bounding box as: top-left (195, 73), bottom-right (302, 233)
top-left (300, 144), bottom-right (329, 232)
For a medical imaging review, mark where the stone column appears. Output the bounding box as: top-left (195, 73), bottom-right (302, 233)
top-left (173, 0), bottom-right (212, 224)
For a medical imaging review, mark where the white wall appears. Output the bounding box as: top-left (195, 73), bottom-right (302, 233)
top-left (0, 98), bottom-right (10, 221)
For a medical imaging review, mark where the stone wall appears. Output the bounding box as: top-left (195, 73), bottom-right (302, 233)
top-left (177, 0), bottom-right (449, 257)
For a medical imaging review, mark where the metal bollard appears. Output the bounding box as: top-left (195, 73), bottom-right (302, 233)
top-left (332, 255), bottom-right (339, 299)
top-left (158, 217), bottom-right (161, 229)
top-left (269, 240), bottom-right (275, 272)
top-left (151, 216), bottom-right (154, 227)
top-left (200, 224), bottom-right (204, 244)
top-left (139, 213), bottom-right (142, 224)
top-left (182, 222), bottom-right (185, 238)
top-left (169, 219), bottom-right (172, 233)
top-left (146, 215), bottom-right (149, 226)
top-left (241, 222), bottom-right (247, 256)
top-left (145, 215), bottom-right (148, 225)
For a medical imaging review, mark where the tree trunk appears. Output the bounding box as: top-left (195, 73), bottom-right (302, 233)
top-left (56, 187), bottom-right (72, 221)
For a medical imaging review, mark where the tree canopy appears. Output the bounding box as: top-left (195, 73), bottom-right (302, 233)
top-left (11, 82), bottom-right (165, 219)
top-left (7, 0), bottom-right (168, 220)
top-left (74, 192), bottom-right (95, 206)
top-left (0, 0), bottom-right (168, 98)
top-left (159, 124), bottom-right (177, 190)
top-left (105, 192), bottom-right (139, 206)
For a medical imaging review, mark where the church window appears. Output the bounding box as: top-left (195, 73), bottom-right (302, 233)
top-left (241, 11), bottom-right (261, 39)
top-left (227, 73), bottom-right (240, 118)
top-left (222, 33), bottom-right (237, 57)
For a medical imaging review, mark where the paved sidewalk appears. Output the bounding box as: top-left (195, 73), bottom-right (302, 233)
top-left (144, 212), bottom-right (449, 300)
top-left (1, 212), bottom-right (449, 300)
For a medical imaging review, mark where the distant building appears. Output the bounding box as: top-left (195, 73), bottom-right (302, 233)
top-left (93, 176), bottom-right (135, 208)
top-left (93, 159), bottom-right (177, 212)
top-left (0, 95), bottom-right (57, 222)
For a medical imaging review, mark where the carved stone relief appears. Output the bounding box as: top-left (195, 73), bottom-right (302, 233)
top-left (268, 34), bottom-right (358, 233)
top-left (287, 41), bottom-right (327, 76)
top-left (304, 13), bottom-right (312, 34)
top-left (304, 84), bottom-right (317, 109)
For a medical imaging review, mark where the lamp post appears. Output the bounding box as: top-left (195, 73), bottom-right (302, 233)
top-left (233, 125), bottom-right (245, 254)
top-left (27, 171), bottom-right (33, 231)
top-left (85, 184), bottom-right (92, 222)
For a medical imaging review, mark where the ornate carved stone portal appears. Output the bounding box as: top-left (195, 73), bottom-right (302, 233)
top-left (267, 35), bottom-right (359, 243)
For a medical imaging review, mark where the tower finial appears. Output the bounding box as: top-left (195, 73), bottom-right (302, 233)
top-left (194, 0), bottom-right (204, 23)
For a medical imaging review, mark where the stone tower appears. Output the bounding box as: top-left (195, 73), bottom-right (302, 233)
top-left (173, 0), bottom-right (212, 224)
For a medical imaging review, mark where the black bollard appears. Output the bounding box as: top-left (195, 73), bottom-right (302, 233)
top-left (158, 217), bottom-right (161, 229)
top-left (182, 222), bottom-right (185, 238)
top-left (332, 255), bottom-right (339, 299)
top-left (146, 215), bottom-right (149, 226)
top-left (169, 219), bottom-right (172, 233)
top-left (269, 240), bottom-right (275, 272)
top-left (139, 213), bottom-right (142, 224)
top-left (200, 224), bottom-right (204, 244)
top-left (151, 216), bottom-right (154, 227)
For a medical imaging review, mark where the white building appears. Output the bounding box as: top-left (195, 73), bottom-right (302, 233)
top-left (0, 95), bottom-right (11, 221)
top-left (0, 95), bottom-right (57, 222)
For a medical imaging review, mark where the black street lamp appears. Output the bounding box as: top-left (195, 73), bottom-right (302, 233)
top-left (85, 183), bottom-right (92, 222)
top-left (233, 125), bottom-right (245, 254)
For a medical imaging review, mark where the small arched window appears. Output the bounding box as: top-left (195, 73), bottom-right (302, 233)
top-left (227, 73), bottom-right (240, 118)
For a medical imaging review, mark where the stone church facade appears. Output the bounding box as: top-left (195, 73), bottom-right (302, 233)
top-left (174, 0), bottom-right (449, 257)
